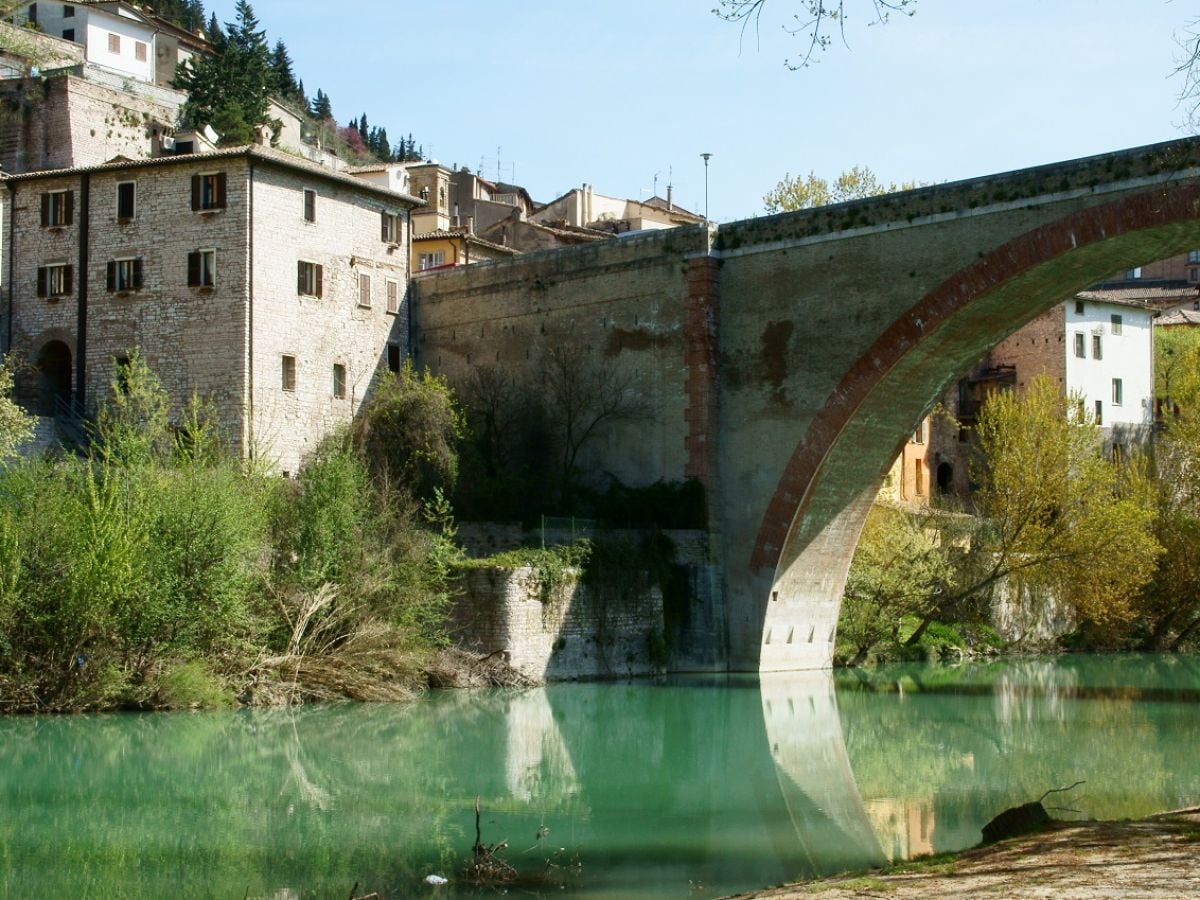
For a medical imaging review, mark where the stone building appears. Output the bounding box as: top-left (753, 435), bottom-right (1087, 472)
top-left (1, 144), bottom-right (421, 473)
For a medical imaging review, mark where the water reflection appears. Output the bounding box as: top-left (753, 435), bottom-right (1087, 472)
top-left (0, 655), bottom-right (1198, 898)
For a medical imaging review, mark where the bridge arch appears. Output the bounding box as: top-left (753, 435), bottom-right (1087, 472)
top-left (747, 182), bottom-right (1200, 671)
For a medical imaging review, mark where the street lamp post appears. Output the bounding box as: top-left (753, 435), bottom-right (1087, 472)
top-left (700, 152), bottom-right (713, 221)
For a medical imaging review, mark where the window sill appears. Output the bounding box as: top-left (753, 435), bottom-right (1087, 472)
top-left (197, 208), bottom-right (225, 216)
top-left (46, 225), bottom-right (65, 233)
top-left (357, 303), bottom-right (373, 310)
top-left (116, 217), bottom-right (134, 225)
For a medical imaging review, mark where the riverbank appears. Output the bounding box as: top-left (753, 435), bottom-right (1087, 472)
top-left (731, 807), bottom-right (1200, 899)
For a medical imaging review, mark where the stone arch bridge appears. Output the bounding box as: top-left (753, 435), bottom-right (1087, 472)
top-left (413, 138), bottom-right (1200, 671)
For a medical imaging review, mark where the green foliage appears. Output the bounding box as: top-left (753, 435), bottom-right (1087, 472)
top-left (973, 376), bottom-right (1159, 628)
top-left (838, 504), bottom-right (955, 665)
top-left (353, 361), bottom-right (465, 502)
top-left (174, 1), bottom-right (273, 144)
top-left (0, 360), bottom-right (34, 463)
top-left (0, 358), bottom-right (458, 711)
top-left (462, 541), bottom-right (591, 604)
top-left (764, 165), bottom-right (922, 213)
top-left (152, 660), bottom-right (231, 709)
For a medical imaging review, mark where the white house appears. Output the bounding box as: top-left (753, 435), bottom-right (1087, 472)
top-left (1065, 294), bottom-right (1155, 446)
top-left (17, 2), bottom-right (157, 83)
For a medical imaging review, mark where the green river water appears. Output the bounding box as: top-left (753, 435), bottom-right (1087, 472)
top-left (2, 654), bottom-right (1200, 898)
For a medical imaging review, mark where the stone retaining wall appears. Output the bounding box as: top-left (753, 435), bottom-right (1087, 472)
top-left (450, 565), bottom-right (664, 682)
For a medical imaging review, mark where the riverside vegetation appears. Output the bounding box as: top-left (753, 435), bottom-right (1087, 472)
top-left (838, 337), bottom-right (1200, 665)
top-left (0, 354), bottom-right (463, 712)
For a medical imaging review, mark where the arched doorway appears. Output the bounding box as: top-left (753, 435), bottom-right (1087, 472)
top-left (35, 341), bottom-right (72, 415)
top-left (936, 462), bottom-right (954, 496)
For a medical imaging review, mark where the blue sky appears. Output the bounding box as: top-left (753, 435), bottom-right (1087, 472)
top-left (206, 1), bottom-right (1193, 222)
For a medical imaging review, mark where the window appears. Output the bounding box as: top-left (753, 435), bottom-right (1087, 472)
top-left (187, 249), bottom-right (215, 287)
top-left (116, 181), bottom-right (135, 221)
top-left (281, 355), bottom-right (296, 392)
top-left (1093, 334), bottom-right (1103, 360)
top-left (106, 257), bottom-right (143, 292)
top-left (913, 459), bottom-right (924, 496)
top-left (36, 263), bottom-right (73, 298)
top-left (1073, 332), bottom-right (1085, 358)
top-left (303, 188), bottom-right (316, 223)
top-left (297, 260), bottom-right (323, 297)
top-left (191, 172), bottom-right (227, 211)
top-left (387, 342), bottom-right (401, 373)
top-left (1112, 378), bottom-right (1123, 406)
top-left (332, 364), bottom-right (346, 399)
top-left (62, 28), bottom-right (74, 41)
top-left (107, 33), bottom-right (120, 54)
top-left (63, 4), bottom-right (74, 16)
top-left (135, 41), bottom-right (147, 62)
top-left (1074, 300), bottom-right (1085, 315)
top-left (358, 273), bottom-right (372, 307)
top-left (1126, 266), bottom-right (1142, 280)
top-left (1110, 314), bottom-right (1123, 335)
top-left (1191, 268), bottom-right (1199, 283)
top-left (1095, 400), bottom-right (1103, 426)
top-left (1189, 250), bottom-right (1200, 264)
top-left (27, 3), bottom-right (36, 24)
top-left (41, 190), bottom-right (73, 227)
top-left (418, 250), bottom-right (445, 271)
top-left (913, 420), bottom-right (925, 444)
top-left (386, 279), bottom-right (399, 314)
top-left (381, 210), bottom-right (399, 243)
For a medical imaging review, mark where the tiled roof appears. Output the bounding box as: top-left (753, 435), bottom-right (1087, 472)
top-left (1075, 282), bottom-right (1198, 309)
top-left (413, 229), bottom-right (519, 255)
top-left (1158, 309), bottom-right (1200, 326)
top-left (640, 195), bottom-right (703, 220)
top-left (0, 145), bottom-right (425, 206)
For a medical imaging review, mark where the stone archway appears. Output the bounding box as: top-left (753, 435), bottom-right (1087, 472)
top-left (748, 183), bottom-right (1200, 671)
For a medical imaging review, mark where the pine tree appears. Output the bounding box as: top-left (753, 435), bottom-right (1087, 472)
top-left (175, 0), bottom-right (273, 145)
top-left (310, 89), bottom-right (332, 121)
top-left (269, 39), bottom-right (299, 99)
top-left (375, 127), bottom-right (389, 162)
top-left (357, 113), bottom-right (368, 143)
top-left (205, 11), bottom-right (225, 52)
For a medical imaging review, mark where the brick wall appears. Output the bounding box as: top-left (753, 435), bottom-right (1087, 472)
top-left (450, 565), bottom-right (664, 681)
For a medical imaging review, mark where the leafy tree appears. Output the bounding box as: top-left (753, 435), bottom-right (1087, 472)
top-left (763, 165), bottom-right (919, 213)
top-left (1140, 338), bottom-right (1200, 648)
top-left (714, 0), bottom-right (917, 69)
top-left (839, 503), bottom-right (955, 665)
top-left (0, 360), bottom-right (34, 463)
top-left (351, 362), bottom-right (465, 502)
top-left (969, 376), bottom-right (1159, 629)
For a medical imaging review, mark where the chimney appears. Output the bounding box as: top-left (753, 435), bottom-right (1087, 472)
top-left (467, 215), bottom-right (475, 235)
top-left (667, 184), bottom-right (673, 211)
top-left (452, 203), bottom-right (460, 227)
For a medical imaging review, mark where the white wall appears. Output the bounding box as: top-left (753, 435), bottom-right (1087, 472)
top-left (83, 8), bottom-right (155, 83)
top-left (1064, 300), bottom-right (1154, 429)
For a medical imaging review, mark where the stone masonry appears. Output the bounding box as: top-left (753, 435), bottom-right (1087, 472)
top-left (451, 566), bottom-right (664, 681)
top-left (2, 146), bottom-right (418, 474)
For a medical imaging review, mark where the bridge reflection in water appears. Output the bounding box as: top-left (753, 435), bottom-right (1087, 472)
top-left (3, 657), bottom-right (1200, 897)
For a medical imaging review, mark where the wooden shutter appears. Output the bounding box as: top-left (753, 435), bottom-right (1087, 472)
top-left (381, 211), bottom-right (389, 242)
top-left (132, 258), bottom-right (143, 289)
top-left (40, 193), bottom-right (50, 226)
top-left (36, 267), bottom-right (47, 297)
top-left (106, 261), bottom-right (116, 292)
top-left (187, 252), bottom-right (200, 287)
top-left (63, 190), bottom-right (74, 225)
top-left (191, 175), bottom-right (201, 210)
top-left (315, 264), bottom-right (323, 298)
top-left (297, 261), bottom-right (306, 295)
top-left (63, 265), bottom-right (73, 294)
top-left (215, 173), bottom-right (227, 209)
